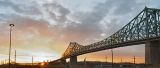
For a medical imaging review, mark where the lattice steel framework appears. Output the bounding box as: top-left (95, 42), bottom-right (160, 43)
top-left (61, 7), bottom-right (160, 59)
top-left (62, 42), bottom-right (84, 58)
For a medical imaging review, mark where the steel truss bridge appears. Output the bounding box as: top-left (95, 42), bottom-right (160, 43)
top-left (55, 7), bottom-right (160, 64)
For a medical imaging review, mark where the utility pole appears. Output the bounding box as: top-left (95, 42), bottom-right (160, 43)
top-left (32, 56), bottom-right (33, 68)
top-left (111, 49), bottom-right (113, 68)
top-left (9, 24), bottom-right (14, 68)
top-left (84, 58), bottom-right (86, 68)
top-left (105, 55), bottom-right (108, 67)
top-left (133, 56), bottom-right (135, 64)
top-left (121, 58), bottom-right (122, 63)
top-left (133, 56), bottom-right (136, 68)
top-left (5, 59), bottom-right (6, 64)
top-left (14, 50), bottom-right (16, 68)
top-left (105, 55), bottom-right (108, 63)
top-left (1, 60), bottom-right (3, 65)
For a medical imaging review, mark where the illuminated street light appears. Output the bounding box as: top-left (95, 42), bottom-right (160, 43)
top-left (9, 24), bottom-right (14, 68)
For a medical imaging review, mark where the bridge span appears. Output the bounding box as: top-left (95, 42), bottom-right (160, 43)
top-left (54, 7), bottom-right (160, 65)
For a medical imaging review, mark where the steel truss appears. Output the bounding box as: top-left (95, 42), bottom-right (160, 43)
top-left (61, 7), bottom-right (160, 59)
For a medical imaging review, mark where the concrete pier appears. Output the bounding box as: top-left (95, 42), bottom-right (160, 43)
top-left (69, 56), bottom-right (77, 68)
top-left (145, 40), bottom-right (160, 64)
top-left (70, 56), bottom-right (77, 64)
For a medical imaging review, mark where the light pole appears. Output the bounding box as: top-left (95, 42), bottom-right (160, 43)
top-left (84, 58), bottom-right (86, 68)
top-left (9, 24), bottom-right (14, 68)
top-left (133, 56), bottom-right (136, 68)
top-left (32, 56), bottom-right (33, 68)
top-left (111, 49), bottom-right (113, 68)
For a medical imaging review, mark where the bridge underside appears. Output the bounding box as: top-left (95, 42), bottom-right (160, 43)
top-left (145, 40), bottom-right (160, 64)
top-left (67, 40), bottom-right (160, 64)
top-left (60, 40), bottom-right (160, 65)
top-left (60, 7), bottom-right (160, 65)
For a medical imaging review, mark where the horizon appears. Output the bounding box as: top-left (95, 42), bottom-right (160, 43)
top-left (0, 0), bottom-right (160, 64)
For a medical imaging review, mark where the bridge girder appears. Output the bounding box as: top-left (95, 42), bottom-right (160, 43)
top-left (62, 42), bottom-right (84, 59)
top-left (61, 7), bottom-right (160, 59)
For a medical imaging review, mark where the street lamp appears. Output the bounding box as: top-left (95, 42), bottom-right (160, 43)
top-left (111, 49), bottom-right (113, 68)
top-left (9, 24), bottom-right (14, 68)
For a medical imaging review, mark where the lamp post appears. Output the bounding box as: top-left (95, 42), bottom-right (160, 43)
top-left (111, 49), bottom-right (113, 68)
top-left (9, 24), bottom-right (14, 68)
top-left (32, 56), bottom-right (34, 68)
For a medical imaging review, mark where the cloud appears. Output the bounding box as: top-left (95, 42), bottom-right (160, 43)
top-left (0, 17), bottom-right (61, 57)
top-left (63, 0), bottom-right (148, 45)
top-left (72, 1), bottom-right (110, 24)
top-left (0, 0), bottom-right (71, 26)
top-left (65, 0), bottom-right (149, 62)
top-left (112, 0), bottom-right (144, 15)
top-left (57, 22), bottom-right (103, 44)
top-left (0, 0), bottom-right (159, 62)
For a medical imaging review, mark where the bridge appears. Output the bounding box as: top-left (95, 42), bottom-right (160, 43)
top-left (55, 7), bottom-right (160, 65)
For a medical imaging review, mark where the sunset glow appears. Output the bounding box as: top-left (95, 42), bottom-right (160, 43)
top-left (0, 0), bottom-right (159, 64)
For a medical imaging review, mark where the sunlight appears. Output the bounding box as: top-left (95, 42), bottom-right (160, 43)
top-left (40, 62), bottom-right (45, 66)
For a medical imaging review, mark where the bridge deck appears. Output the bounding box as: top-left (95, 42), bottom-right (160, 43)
top-left (61, 7), bottom-right (160, 59)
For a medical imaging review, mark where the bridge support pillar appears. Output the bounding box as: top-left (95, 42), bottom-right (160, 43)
top-left (70, 56), bottom-right (77, 64)
top-left (69, 56), bottom-right (77, 68)
top-left (145, 40), bottom-right (160, 64)
top-left (61, 59), bottom-right (66, 64)
top-left (61, 59), bottom-right (69, 68)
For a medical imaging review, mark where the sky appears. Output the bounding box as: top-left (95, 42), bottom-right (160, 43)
top-left (0, 0), bottom-right (160, 63)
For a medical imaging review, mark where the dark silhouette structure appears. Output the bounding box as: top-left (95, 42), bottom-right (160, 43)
top-left (54, 7), bottom-right (160, 66)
